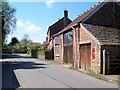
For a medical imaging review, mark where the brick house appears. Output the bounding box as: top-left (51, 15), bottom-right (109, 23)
top-left (46, 10), bottom-right (72, 60)
top-left (53, 1), bottom-right (120, 74)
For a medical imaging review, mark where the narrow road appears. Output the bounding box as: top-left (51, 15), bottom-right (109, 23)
top-left (2, 54), bottom-right (118, 89)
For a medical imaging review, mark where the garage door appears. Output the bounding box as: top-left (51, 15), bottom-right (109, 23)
top-left (63, 44), bottom-right (73, 64)
top-left (79, 44), bottom-right (91, 71)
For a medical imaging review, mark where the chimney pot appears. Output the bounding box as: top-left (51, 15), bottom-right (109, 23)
top-left (64, 10), bottom-right (68, 18)
top-left (64, 10), bottom-right (68, 28)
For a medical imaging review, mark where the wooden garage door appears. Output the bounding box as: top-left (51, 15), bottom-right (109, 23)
top-left (63, 44), bottom-right (73, 64)
top-left (79, 44), bottom-right (91, 71)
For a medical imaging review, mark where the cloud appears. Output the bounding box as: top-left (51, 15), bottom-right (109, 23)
top-left (46, 0), bottom-right (56, 8)
top-left (17, 20), bottom-right (42, 32)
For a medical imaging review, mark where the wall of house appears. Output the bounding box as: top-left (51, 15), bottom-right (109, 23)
top-left (73, 27), bottom-right (80, 69)
top-left (47, 30), bottom-right (50, 44)
top-left (59, 34), bottom-right (64, 63)
top-left (53, 34), bottom-right (64, 63)
top-left (54, 36), bottom-right (60, 62)
top-left (63, 30), bottom-right (73, 65)
top-left (45, 39), bottom-right (54, 60)
top-left (79, 25), bottom-right (101, 73)
top-left (47, 40), bottom-right (53, 50)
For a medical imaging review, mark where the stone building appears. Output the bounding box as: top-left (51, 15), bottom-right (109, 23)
top-left (52, 0), bottom-right (120, 74)
top-left (46, 10), bottom-right (72, 60)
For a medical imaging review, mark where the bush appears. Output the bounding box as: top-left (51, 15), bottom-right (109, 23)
top-left (38, 49), bottom-right (45, 55)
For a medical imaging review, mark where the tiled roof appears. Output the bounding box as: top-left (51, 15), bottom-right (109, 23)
top-left (53, 0), bottom-right (120, 37)
top-left (47, 17), bottom-right (63, 34)
top-left (53, 2), bottom-right (103, 37)
top-left (82, 23), bottom-right (120, 45)
top-left (48, 17), bottom-right (71, 38)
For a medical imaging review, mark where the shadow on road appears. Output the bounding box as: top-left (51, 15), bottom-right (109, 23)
top-left (2, 54), bottom-right (47, 89)
top-left (2, 54), bottom-right (31, 59)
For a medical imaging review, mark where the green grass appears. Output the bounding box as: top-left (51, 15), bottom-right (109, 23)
top-left (87, 71), bottom-right (120, 84)
top-left (87, 71), bottom-right (104, 79)
top-left (38, 49), bottom-right (45, 55)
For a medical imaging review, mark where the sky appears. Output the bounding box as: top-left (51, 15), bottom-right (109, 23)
top-left (7, 1), bottom-right (101, 44)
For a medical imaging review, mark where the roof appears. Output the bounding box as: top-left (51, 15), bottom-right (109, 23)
top-left (47, 17), bottom-right (63, 34)
top-left (53, 0), bottom-right (120, 37)
top-left (53, 2), bottom-right (103, 37)
top-left (83, 1), bottom-right (120, 28)
top-left (47, 17), bottom-right (72, 38)
top-left (82, 23), bottom-right (120, 45)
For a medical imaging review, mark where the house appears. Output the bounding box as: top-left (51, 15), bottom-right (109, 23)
top-left (46, 10), bottom-right (72, 60)
top-left (52, 0), bottom-right (120, 74)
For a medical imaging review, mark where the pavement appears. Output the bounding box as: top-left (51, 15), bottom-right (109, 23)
top-left (2, 54), bottom-right (118, 89)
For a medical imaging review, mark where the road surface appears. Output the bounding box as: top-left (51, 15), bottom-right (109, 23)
top-left (2, 54), bottom-right (118, 89)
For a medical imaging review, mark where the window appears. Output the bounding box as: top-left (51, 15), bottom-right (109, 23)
top-left (54, 36), bottom-right (60, 56)
top-left (64, 31), bottom-right (73, 45)
top-left (54, 36), bottom-right (60, 45)
top-left (55, 45), bottom-right (60, 56)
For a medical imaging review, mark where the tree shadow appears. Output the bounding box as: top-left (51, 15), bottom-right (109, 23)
top-left (2, 56), bottom-right (48, 89)
top-left (2, 54), bottom-right (32, 59)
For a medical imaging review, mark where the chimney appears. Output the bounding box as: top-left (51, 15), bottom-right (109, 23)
top-left (64, 10), bottom-right (68, 28)
top-left (64, 10), bottom-right (68, 18)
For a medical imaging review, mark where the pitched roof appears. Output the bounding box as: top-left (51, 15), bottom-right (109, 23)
top-left (83, 1), bottom-right (120, 28)
top-left (53, 0), bottom-right (120, 37)
top-left (47, 17), bottom-right (71, 38)
top-left (47, 17), bottom-right (63, 34)
top-left (82, 23), bottom-right (120, 45)
top-left (53, 2), bottom-right (103, 37)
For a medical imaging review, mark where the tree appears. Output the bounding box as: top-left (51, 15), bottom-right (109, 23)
top-left (2, 2), bottom-right (16, 44)
top-left (9, 37), bottom-right (19, 45)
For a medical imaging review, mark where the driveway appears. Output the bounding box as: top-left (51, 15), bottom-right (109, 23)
top-left (2, 54), bottom-right (118, 89)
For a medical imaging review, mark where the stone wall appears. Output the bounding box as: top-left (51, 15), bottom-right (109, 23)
top-left (73, 27), bottom-right (80, 69)
top-left (59, 34), bottom-right (64, 63)
top-left (79, 24), bottom-right (101, 73)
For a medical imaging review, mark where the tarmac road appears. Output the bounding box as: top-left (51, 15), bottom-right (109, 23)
top-left (2, 54), bottom-right (118, 89)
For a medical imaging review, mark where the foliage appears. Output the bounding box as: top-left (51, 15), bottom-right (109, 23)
top-left (2, 34), bottom-right (44, 54)
top-left (9, 37), bottom-right (19, 45)
top-left (4, 39), bottom-right (44, 54)
top-left (2, 2), bottom-right (16, 44)
top-left (87, 71), bottom-right (103, 79)
top-left (38, 49), bottom-right (45, 55)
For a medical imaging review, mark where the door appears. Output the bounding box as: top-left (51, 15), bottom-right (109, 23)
top-left (80, 44), bottom-right (91, 71)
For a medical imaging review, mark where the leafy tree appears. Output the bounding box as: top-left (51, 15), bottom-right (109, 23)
top-left (9, 37), bottom-right (19, 45)
top-left (2, 2), bottom-right (16, 44)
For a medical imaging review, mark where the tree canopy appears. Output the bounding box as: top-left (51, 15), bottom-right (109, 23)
top-left (2, 2), bottom-right (16, 44)
top-left (9, 37), bottom-right (19, 45)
